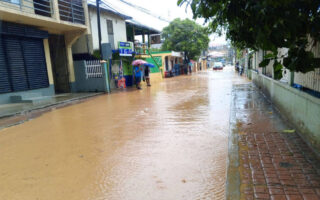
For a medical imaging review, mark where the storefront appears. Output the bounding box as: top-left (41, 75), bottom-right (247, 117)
top-left (110, 41), bottom-right (135, 88)
top-left (0, 22), bottom-right (53, 103)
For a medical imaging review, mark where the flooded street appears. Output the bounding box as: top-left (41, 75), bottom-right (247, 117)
top-left (0, 67), bottom-right (246, 200)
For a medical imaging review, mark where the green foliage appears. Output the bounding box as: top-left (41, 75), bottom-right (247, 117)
top-left (161, 18), bottom-right (210, 61)
top-left (93, 49), bottom-right (101, 60)
top-left (178, 0), bottom-right (320, 73)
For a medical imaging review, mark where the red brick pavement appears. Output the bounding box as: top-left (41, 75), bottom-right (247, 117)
top-left (239, 130), bottom-right (320, 200)
top-left (233, 84), bottom-right (320, 200)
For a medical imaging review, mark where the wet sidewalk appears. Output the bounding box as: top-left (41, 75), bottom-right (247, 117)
top-left (228, 84), bottom-right (320, 200)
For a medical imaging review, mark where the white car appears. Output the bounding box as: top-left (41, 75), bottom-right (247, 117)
top-left (213, 62), bottom-right (223, 70)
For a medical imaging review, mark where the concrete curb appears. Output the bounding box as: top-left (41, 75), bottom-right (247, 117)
top-left (225, 87), bottom-right (241, 200)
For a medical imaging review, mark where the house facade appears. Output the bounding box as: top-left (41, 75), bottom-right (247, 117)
top-left (72, 0), bottom-right (131, 55)
top-left (0, 0), bottom-right (90, 104)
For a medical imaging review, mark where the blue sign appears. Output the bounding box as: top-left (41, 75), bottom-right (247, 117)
top-left (118, 42), bottom-right (133, 57)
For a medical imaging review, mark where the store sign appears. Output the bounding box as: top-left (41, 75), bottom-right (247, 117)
top-left (171, 51), bottom-right (182, 57)
top-left (118, 42), bottom-right (133, 57)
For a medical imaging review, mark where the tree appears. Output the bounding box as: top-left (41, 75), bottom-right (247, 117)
top-left (178, 0), bottom-right (320, 79)
top-left (162, 18), bottom-right (210, 62)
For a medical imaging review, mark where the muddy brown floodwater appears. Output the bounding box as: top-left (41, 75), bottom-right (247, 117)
top-left (0, 67), bottom-right (247, 200)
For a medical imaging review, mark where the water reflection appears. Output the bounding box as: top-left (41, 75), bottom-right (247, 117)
top-left (0, 67), bottom-right (247, 200)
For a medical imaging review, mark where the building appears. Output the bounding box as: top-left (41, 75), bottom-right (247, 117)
top-left (0, 0), bottom-right (90, 104)
top-left (71, 0), bottom-right (168, 90)
top-left (140, 51), bottom-right (184, 78)
top-left (72, 0), bottom-right (131, 55)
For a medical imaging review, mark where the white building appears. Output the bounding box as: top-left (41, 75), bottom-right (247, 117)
top-left (72, 0), bottom-right (131, 54)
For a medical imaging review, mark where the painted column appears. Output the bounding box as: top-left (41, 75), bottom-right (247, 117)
top-left (148, 31), bottom-right (150, 48)
top-left (82, 0), bottom-right (91, 34)
top-left (51, 0), bottom-right (60, 22)
top-left (66, 44), bottom-right (76, 92)
top-left (65, 30), bottom-right (86, 92)
top-left (43, 39), bottom-right (54, 86)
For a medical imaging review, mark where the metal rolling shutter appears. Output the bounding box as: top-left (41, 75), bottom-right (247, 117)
top-left (0, 36), bottom-right (11, 93)
top-left (22, 38), bottom-right (49, 90)
top-left (3, 36), bottom-right (29, 92)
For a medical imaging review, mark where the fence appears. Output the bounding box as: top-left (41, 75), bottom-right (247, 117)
top-left (85, 60), bottom-right (103, 79)
top-left (294, 69), bottom-right (320, 93)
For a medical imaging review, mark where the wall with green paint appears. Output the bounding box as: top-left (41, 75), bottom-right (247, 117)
top-left (123, 61), bottom-right (133, 75)
top-left (146, 57), bottom-right (162, 73)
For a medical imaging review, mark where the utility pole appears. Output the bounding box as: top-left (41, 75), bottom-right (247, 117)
top-left (96, 0), bottom-right (103, 58)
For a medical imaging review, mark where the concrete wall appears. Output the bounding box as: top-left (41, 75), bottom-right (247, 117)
top-left (88, 7), bottom-right (127, 51)
top-left (73, 61), bottom-right (107, 92)
top-left (252, 70), bottom-right (320, 153)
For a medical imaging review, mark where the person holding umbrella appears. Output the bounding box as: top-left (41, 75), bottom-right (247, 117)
top-left (132, 60), bottom-right (155, 89)
top-left (134, 65), bottom-right (142, 90)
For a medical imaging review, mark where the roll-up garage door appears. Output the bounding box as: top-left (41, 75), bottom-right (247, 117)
top-left (0, 35), bottom-right (49, 93)
top-left (4, 36), bottom-right (29, 92)
top-left (22, 38), bottom-right (49, 90)
top-left (0, 36), bottom-right (11, 93)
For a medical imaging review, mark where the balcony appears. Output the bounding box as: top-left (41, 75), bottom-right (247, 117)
top-left (58, 0), bottom-right (85, 24)
top-left (0, 0), bottom-right (85, 25)
top-left (0, 0), bottom-right (53, 17)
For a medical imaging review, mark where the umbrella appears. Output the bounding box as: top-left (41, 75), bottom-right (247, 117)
top-left (132, 59), bottom-right (147, 66)
top-left (143, 63), bottom-right (155, 68)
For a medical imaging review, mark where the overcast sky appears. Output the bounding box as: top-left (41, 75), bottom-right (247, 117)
top-left (124, 0), bottom-right (227, 46)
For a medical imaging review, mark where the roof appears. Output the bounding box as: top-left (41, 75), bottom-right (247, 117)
top-left (126, 19), bottom-right (160, 34)
top-left (102, 0), bottom-right (169, 33)
top-left (87, 0), bottom-right (132, 20)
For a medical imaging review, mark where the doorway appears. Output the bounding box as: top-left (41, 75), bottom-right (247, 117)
top-left (107, 20), bottom-right (115, 49)
top-left (49, 35), bottom-right (70, 93)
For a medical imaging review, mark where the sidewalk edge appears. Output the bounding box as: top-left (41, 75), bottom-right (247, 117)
top-left (225, 88), bottom-right (240, 200)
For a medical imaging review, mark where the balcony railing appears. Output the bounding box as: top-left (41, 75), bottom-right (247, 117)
top-left (0, 0), bottom-right (53, 17)
top-left (58, 0), bottom-right (85, 25)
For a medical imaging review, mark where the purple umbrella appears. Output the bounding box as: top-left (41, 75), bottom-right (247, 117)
top-left (132, 59), bottom-right (147, 66)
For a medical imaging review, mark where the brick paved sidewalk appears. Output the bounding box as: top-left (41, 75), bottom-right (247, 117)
top-left (227, 83), bottom-right (320, 200)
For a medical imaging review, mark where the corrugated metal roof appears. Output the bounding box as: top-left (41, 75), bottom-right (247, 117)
top-left (87, 0), bottom-right (132, 20)
top-left (102, 0), bottom-right (169, 33)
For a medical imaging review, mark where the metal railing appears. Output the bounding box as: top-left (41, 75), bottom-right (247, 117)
top-left (58, 0), bottom-right (85, 24)
top-left (85, 60), bottom-right (103, 79)
top-left (0, 0), bottom-right (53, 17)
top-left (294, 68), bottom-right (320, 93)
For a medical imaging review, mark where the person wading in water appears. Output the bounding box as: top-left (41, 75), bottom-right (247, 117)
top-left (144, 65), bottom-right (151, 87)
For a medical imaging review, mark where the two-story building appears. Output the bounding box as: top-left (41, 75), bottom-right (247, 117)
top-left (0, 0), bottom-right (89, 104)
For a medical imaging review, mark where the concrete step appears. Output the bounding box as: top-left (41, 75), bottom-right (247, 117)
top-left (10, 95), bottom-right (55, 106)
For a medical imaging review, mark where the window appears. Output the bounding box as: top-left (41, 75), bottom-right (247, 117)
top-left (107, 20), bottom-right (114, 35)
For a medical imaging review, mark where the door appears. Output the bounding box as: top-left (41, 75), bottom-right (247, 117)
top-left (107, 20), bottom-right (115, 49)
top-left (49, 35), bottom-right (70, 93)
top-left (0, 35), bottom-right (49, 93)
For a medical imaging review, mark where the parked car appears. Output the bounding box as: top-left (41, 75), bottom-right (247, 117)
top-left (213, 62), bottom-right (224, 70)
